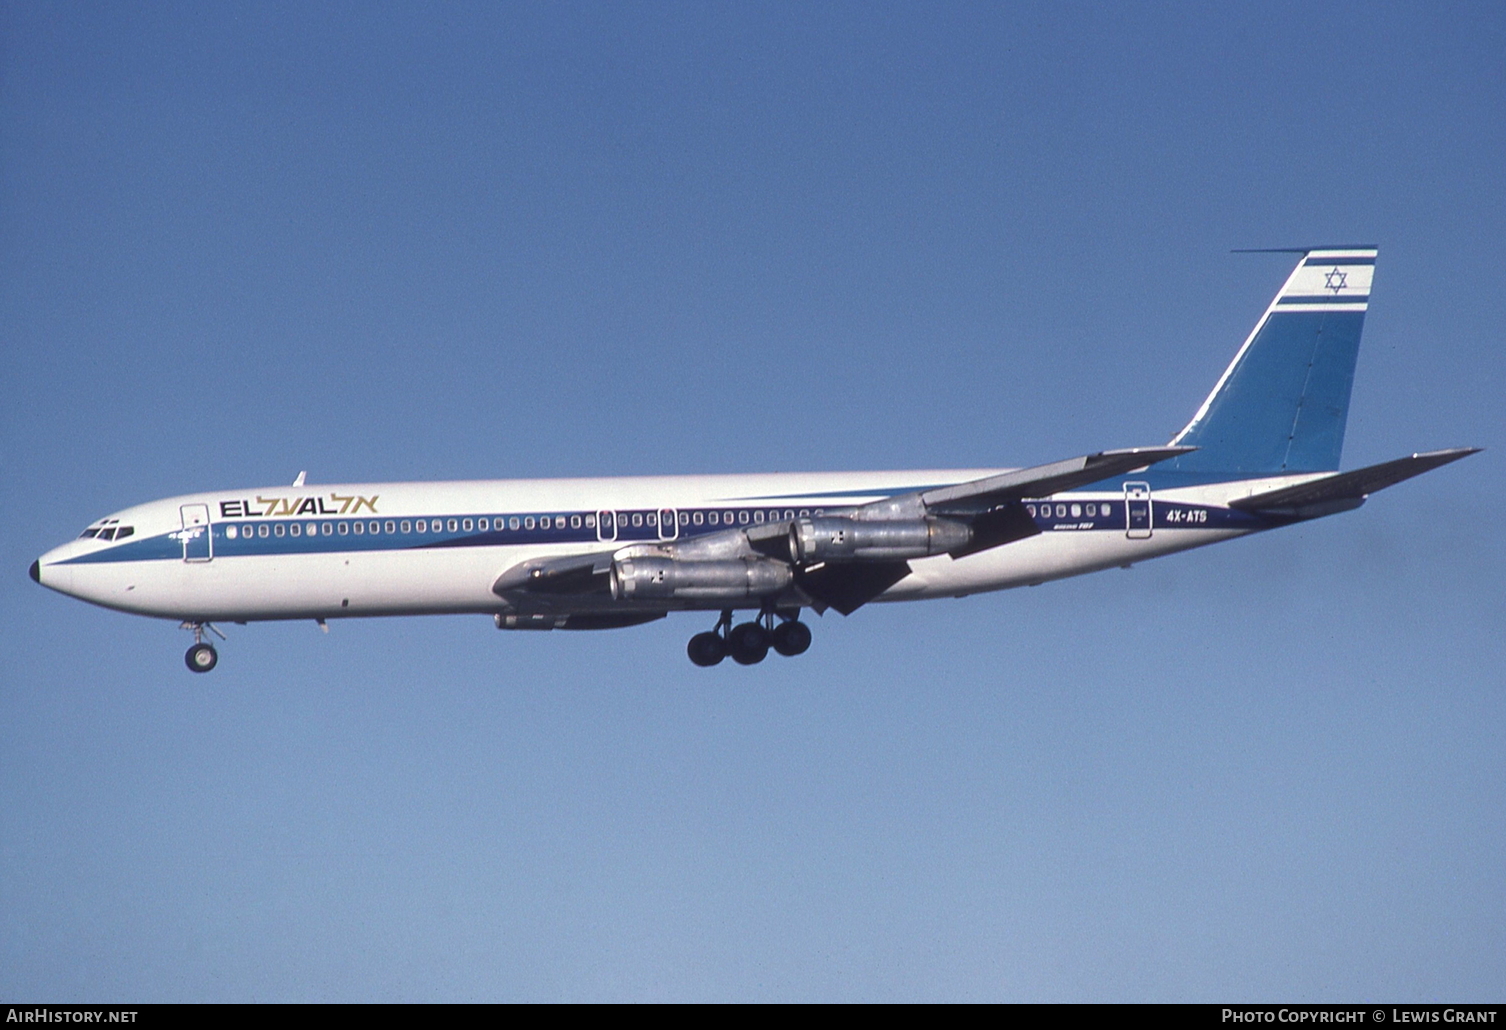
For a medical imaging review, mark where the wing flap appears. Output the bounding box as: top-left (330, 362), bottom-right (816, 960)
top-left (794, 561), bottom-right (912, 616)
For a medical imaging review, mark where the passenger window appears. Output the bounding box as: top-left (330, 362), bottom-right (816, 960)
top-left (1101, 503), bottom-right (1113, 517)
top-left (400, 521), bottom-right (411, 533)
top-left (646, 513), bottom-right (657, 527)
top-left (322, 523), bottom-right (333, 535)
top-left (290, 523), bottom-right (301, 536)
top-left (306, 523), bottom-right (317, 536)
top-left (416, 520), bottom-right (426, 533)
top-left (524, 517), bottom-right (535, 530)
top-left (571, 515), bottom-right (582, 529)
top-left (584, 514), bottom-right (596, 529)
top-left (631, 513), bottom-right (643, 527)
top-left (387, 521), bottom-right (397, 533)
top-left (337, 523), bottom-right (348, 535)
top-left (260, 525), bottom-right (270, 538)
top-left (1070, 504), bottom-right (1081, 518)
top-left (353, 522), bottom-right (364, 535)
top-left (693, 511), bottom-right (703, 525)
top-left (463, 518), bottom-right (473, 532)
top-left (754, 511), bottom-right (764, 523)
top-left (510, 517), bottom-right (521, 530)
top-left (226, 525), bottom-right (238, 539)
top-left (1086, 504), bottom-right (1096, 517)
top-left (739, 511), bottom-right (749, 524)
top-left (447, 519), bottom-right (458, 532)
top-left (799, 509), bottom-right (809, 517)
top-left (275, 524), bottom-right (286, 537)
top-left (708, 511), bottom-right (719, 525)
top-left (1056, 504), bottom-right (1067, 518)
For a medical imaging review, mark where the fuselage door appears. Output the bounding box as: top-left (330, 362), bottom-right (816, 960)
top-left (658, 508), bottom-right (678, 541)
top-left (597, 510), bottom-right (617, 543)
top-left (1124, 482), bottom-right (1152, 540)
top-left (179, 504), bottom-right (213, 561)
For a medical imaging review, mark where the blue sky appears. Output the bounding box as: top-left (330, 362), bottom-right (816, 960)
top-left (2, 1), bottom-right (1502, 1001)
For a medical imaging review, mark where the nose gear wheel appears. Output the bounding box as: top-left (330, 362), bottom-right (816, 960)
top-left (180, 621), bottom-right (226, 674)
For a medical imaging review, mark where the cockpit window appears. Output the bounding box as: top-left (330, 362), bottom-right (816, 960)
top-left (78, 521), bottom-right (133, 541)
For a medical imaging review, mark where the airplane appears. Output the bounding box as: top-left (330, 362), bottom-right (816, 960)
top-left (30, 247), bottom-right (1478, 672)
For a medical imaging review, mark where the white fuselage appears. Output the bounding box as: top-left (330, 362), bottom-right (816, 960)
top-left (33, 468), bottom-right (1308, 625)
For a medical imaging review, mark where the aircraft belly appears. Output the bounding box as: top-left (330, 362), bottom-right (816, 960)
top-left (880, 527), bottom-right (1248, 600)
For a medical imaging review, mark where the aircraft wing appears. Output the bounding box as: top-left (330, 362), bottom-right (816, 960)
top-left (493, 446), bottom-right (1197, 613)
top-left (1230, 447), bottom-right (1480, 516)
top-left (862, 446), bottom-right (1196, 518)
top-left (800, 445), bottom-right (1194, 610)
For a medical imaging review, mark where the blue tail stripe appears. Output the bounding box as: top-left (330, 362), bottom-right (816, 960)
top-left (1171, 308), bottom-right (1366, 474)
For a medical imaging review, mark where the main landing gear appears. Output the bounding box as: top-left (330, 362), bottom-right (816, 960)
top-left (687, 609), bottom-right (812, 667)
top-left (182, 621), bottom-right (226, 673)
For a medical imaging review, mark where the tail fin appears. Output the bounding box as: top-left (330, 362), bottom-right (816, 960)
top-left (1168, 247), bottom-right (1377, 474)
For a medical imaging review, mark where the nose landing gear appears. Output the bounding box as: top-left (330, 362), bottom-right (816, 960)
top-left (686, 610), bottom-right (810, 667)
top-left (181, 621), bottom-right (226, 673)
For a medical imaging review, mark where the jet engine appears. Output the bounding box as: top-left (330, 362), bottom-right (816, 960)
top-left (610, 556), bottom-right (794, 601)
top-left (789, 516), bottom-right (971, 563)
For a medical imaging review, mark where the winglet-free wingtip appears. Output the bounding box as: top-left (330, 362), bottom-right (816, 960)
top-left (1096, 445), bottom-right (1196, 474)
top-left (1417, 446), bottom-right (1483, 463)
top-left (1096, 445), bottom-right (1197, 464)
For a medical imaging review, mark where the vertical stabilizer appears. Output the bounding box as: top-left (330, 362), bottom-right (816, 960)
top-left (1168, 248), bottom-right (1376, 474)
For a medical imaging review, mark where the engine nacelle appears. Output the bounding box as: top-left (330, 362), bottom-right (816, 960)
top-left (789, 516), bottom-right (971, 563)
top-left (610, 556), bottom-right (794, 601)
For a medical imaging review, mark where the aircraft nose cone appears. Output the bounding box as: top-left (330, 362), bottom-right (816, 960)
top-left (29, 559), bottom-right (40, 583)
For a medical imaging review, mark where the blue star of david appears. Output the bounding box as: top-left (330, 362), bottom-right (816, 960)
top-left (1324, 267), bottom-right (1348, 293)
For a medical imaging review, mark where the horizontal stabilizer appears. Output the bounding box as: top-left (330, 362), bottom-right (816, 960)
top-left (1230, 448), bottom-right (1480, 516)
